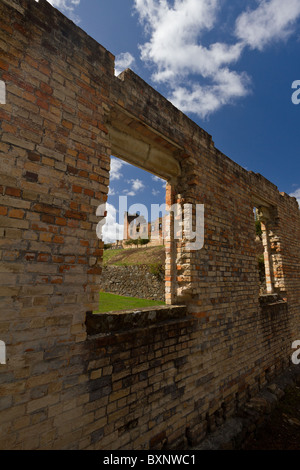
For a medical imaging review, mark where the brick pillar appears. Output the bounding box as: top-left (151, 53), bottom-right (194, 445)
top-left (257, 207), bottom-right (274, 294)
top-left (165, 183), bottom-right (176, 304)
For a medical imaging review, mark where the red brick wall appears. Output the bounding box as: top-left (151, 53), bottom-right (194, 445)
top-left (0, 0), bottom-right (114, 347)
top-left (0, 0), bottom-right (299, 450)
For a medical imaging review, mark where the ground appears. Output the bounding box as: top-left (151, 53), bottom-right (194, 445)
top-left (243, 385), bottom-right (300, 450)
top-left (94, 292), bottom-right (165, 313)
top-left (103, 246), bottom-right (165, 266)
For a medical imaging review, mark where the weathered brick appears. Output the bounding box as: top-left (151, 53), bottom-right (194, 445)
top-left (2, 134), bottom-right (35, 151)
top-left (0, 0), bottom-right (299, 454)
top-left (0, 215), bottom-right (29, 229)
top-left (9, 209), bottom-right (25, 219)
top-left (33, 204), bottom-right (61, 217)
top-left (5, 187), bottom-right (21, 197)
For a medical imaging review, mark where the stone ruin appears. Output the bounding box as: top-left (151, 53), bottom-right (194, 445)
top-left (0, 0), bottom-right (299, 450)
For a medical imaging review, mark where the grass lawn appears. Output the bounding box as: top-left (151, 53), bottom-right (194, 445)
top-left (102, 249), bottom-right (124, 265)
top-left (94, 292), bottom-right (165, 313)
top-left (102, 246), bottom-right (165, 266)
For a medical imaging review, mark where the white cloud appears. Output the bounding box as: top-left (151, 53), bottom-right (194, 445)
top-left (152, 175), bottom-right (166, 186)
top-left (135, 0), bottom-right (224, 80)
top-left (235, 0), bottom-right (300, 51)
top-left (134, 0), bottom-right (248, 118)
top-left (115, 52), bottom-right (135, 76)
top-left (123, 190), bottom-right (136, 197)
top-left (152, 188), bottom-right (160, 196)
top-left (46, 0), bottom-right (80, 21)
top-left (138, 5), bottom-right (243, 82)
top-left (134, 0), bottom-right (300, 118)
top-left (108, 187), bottom-right (116, 196)
top-left (101, 203), bottom-right (124, 243)
top-left (131, 179), bottom-right (145, 192)
top-left (110, 157), bottom-right (124, 181)
top-left (170, 69), bottom-right (250, 117)
top-left (290, 188), bottom-right (300, 206)
top-left (123, 178), bottom-right (145, 196)
top-left (152, 175), bottom-right (162, 182)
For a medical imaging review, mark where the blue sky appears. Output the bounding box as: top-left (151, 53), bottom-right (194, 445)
top-left (46, 0), bottom-right (300, 241)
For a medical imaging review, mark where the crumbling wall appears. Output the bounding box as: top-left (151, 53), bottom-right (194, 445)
top-left (0, 0), bottom-right (299, 450)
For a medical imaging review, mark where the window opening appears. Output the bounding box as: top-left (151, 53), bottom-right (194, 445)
top-left (96, 156), bottom-right (171, 313)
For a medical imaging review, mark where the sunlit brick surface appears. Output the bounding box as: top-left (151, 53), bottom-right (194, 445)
top-left (0, 0), bottom-right (299, 450)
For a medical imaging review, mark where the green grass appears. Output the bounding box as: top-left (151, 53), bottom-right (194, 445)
top-left (102, 249), bottom-right (124, 265)
top-left (102, 246), bottom-right (165, 267)
top-left (94, 292), bottom-right (165, 313)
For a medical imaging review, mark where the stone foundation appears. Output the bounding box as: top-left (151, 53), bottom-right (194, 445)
top-left (100, 265), bottom-right (165, 301)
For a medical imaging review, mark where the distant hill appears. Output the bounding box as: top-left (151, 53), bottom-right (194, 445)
top-left (103, 246), bottom-right (165, 267)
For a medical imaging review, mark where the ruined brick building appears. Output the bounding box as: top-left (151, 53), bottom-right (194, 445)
top-left (123, 211), bottom-right (166, 247)
top-left (0, 0), bottom-right (299, 450)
